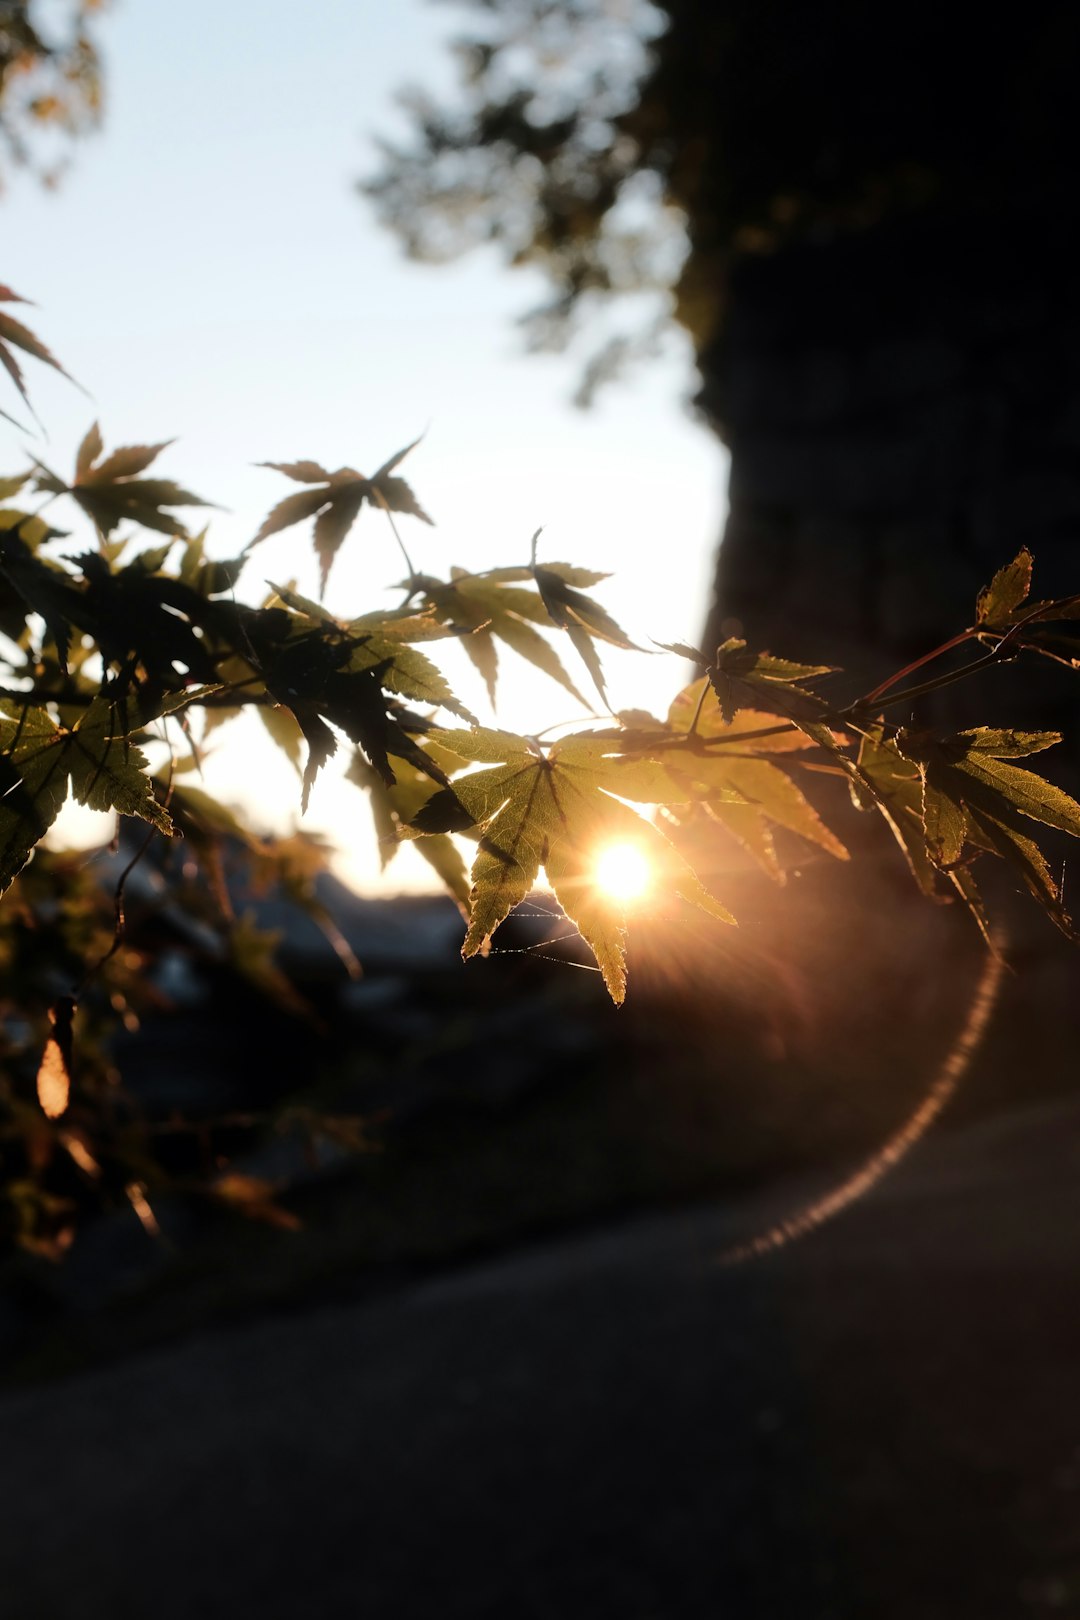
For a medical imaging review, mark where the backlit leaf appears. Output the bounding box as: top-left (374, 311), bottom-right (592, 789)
top-left (349, 747), bottom-right (470, 912)
top-left (895, 726), bottom-right (1080, 939)
top-left (531, 562), bottom-right (638, 705)
top-left (409, 728), bottom-right (734, 1003)
top-left (1, 692), bottom-right (175, 893)
top-left (667, 679), bottom-right (815, 751)
top-left (855, 728), bottom-right (940, 897)
top-left (414, 570), bottom-right (588, 706)
top-left (976, 548), bottom-right (1032, 629)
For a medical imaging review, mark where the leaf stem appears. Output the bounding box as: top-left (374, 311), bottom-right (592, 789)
top-left (373, 492), bottom-right (416, 578)
top-left (686, 679), bottom-right (709, 737)
top-left (856, 627), bottom-right (976, 706)
top-left (857, 653), bottom-right (1003, 713)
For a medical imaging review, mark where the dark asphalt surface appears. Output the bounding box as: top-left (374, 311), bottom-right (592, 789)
top-left (4, 1096), bottom-right (1080, 1618)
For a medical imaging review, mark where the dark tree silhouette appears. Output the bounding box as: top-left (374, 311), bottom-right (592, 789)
top-left (368, 1), bottom-right (1080, 699)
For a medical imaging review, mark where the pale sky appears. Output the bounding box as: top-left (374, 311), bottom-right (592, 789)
top-left (3, 0), bottom-right (727, 892)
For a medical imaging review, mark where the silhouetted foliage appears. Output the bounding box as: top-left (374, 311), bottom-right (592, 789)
top-left (0, 0), bottom-right (106, 188)
top-left (367, 2), bottom-right (1080, 397)
top-left (2, 284), bottom-right (1080, 1259)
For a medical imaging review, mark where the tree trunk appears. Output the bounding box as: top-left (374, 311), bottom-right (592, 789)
top-left (700, 204), bottom-right (1080, 734)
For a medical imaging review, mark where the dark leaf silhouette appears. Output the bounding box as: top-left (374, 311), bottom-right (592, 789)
top-left (1, 692), bottom-right (177, 894)
top-left (0, 285), bottom-right (77, 423)
top-left (531, 558), bottom-right (637, 705)
top-left (243, 611), bottom-right (453, 812)
top-left (251, 438), bottom-right (433, 594)
top-left (0, 517), bottom-right (83, 670)
top-left (896, 726), bottom-right (1080, 939)
top-left (33, 423), bottom-right (214, 539)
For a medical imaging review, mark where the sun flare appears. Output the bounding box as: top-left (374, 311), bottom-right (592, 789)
top-left (593, 841), bottom-right (653, 905)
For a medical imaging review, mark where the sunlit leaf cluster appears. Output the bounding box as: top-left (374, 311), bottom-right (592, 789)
top-left (3, 285), bottom-right (1080, 1258)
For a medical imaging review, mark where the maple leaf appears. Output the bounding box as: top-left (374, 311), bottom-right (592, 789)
top-left (32, 423), bottom-right (213, 539)
top-left (665, 676), bottom-right (823, 752)
top-left (177, 527), bottom-right (245, 598)
top-left (0, 692), bottom-right (177, 894)
top-left (975, 548), bottom-right (1034, 631)
top-left (250, 439), bottom-right (433, 595)
top-left (267, 584), bottom-right (476, 723)
top-left (667, 636), bottom-right (835, 729)
top-left (412, 567), bottom-right (589, 707)
top-left (854, 727), bottom-right (941, 899)
top-left (652, 678), bottom-right (848, 874)
top-left (348, 746), bottom-right (471, 913)
top-left (895, 726), bottom-right (1080, 940)
top-left (243, 614), bottom-right (455, 812)
top-left (74, 550), bottom-right (226, 685)
top-left (409, 726), bottom-right (734, 1004)
top-left (0, 517), bottom-right (84, 670)
top-left (36, 997), bottom-right (76, 1120)
top-left (971, 547), bottom-right (1080, 670)
top-left (530, 553), bottom-right (638, 706)
top-left (0, 284), bottom-right (78, 425)
top-left (250, 587), bottom-right (476, 809)
top-left (347, 634), bottom-right (476, 723)
top-left (226, 912), bottom-right (313, 1022)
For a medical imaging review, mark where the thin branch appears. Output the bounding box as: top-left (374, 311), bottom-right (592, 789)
top-left (856, 627), bottom-right (976, 707)
top-left (78, 748), bottom-right (176, 991)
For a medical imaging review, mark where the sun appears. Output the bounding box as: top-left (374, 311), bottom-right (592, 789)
top-left (593, 841), bottom-right (653, 905)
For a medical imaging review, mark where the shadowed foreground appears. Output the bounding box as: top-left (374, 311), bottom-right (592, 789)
top-left (4, 1094), bottom-right (1080, 1618)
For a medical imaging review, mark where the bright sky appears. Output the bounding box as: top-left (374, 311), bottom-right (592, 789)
top-left (2, 0), bottom-right (727, 893)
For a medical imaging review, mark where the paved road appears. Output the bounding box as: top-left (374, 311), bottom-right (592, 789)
top-left (4, 1097), bottom-right (1080, 1618)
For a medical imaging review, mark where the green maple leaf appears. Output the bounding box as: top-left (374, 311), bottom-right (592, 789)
top-left (33, 423), bottom-right (213, 539)
top-left (896, 726), bottom-right (1080, 940)
top-left (250, 439), bottom-right (433, 595)
top-left (348, 746), bottom-right (471, 913)
top-left (530, 555), bottom-right (638, 706)
top-left (650, 675), bottom-right (849, 875)
top-left (666, 637), bottom-right (835, 729)
top-left (665, 676), bottom-right (823, 751)
top-left (412, 567), bottom-right (588, 707)
top-left (254, 588), bottom-right (475, 808)
top-left (409, 726), bottom-right (734, 1004)
top-left (267, 583), bottom-right (474, 722)
top-left (1, 693), bottom-right (176, 894)
top-left (345, 631), bottom-right (476, 726)
top-left (246, 620), bottom-right (454, 811)
top-left (854, 727), bottom-right (940, 898)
